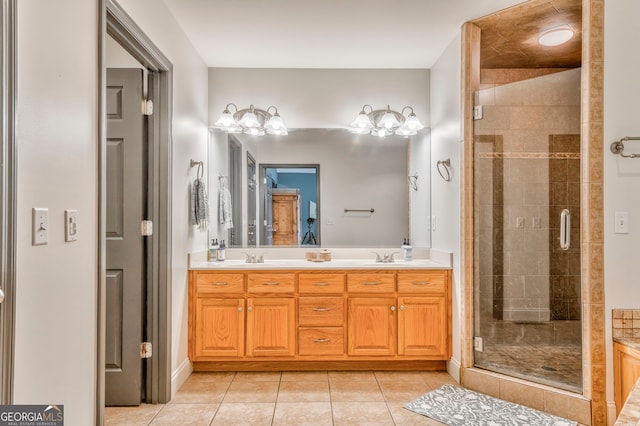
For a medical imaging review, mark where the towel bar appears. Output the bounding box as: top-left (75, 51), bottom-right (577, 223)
top-left (611, 137), bottom-right (640, 158)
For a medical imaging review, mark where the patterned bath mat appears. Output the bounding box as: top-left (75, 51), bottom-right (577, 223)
top-left (404, 384), bottom-right (577, 426)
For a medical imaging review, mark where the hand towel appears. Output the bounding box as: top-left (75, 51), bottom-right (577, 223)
top-left (219, 178), bottom-right (233, 230)
top-left (190, 177), bottom-right (209, 230)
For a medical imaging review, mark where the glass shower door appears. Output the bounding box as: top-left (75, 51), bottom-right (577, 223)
top-left (472, 69), bottom-right (582, 392)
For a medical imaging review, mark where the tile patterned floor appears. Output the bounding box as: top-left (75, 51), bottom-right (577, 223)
top-left (105, 370), bottom-right (455, 425)
top-left (474, 344), bottom-right (583, 392)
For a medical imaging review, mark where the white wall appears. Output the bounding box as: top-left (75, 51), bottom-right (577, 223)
top-left (209, 68), bottom-right (430, 129)
top-left (429, 34), bottom-right (462, 381)
top-left (603, 1), bottom-right (640, 420)
top-left (116, 0), bottom-right (210, 397)
top-left (14, 0), bottom-right (99, 423)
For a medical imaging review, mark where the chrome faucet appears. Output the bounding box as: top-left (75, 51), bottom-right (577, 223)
top-left (242, 252), bottom-right (264, 263)
top-left (372, 252), bottom-right (398, 263)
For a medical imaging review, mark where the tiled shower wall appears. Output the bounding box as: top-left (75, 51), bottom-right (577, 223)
top-left (474, 69), bottom-right (582, 330)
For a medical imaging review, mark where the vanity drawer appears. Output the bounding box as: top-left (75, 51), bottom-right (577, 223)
top-left (298, 273), bottom-right (345, 293)
top-left (298, 327), bottom-right (345, 355)
top-left (397, 271), bottom-right (447, 294)
top-left (196, 273), bottom-right (245, 294)
top-left (299, 297), bottom-right (344, 326)
top-left (347, 273), bottom-right (395, 293)
top-left (247, 273), bottom-right (295, 293)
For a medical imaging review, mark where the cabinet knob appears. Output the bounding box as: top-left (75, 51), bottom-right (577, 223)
top-left (238, 306), bottom-right (243, 312)
top-left (247, 306), bottom-right (253, 312)
top-left (400, 305), bottom-right (405, 310)
top-left (390, 306), bottom-right (396, 312)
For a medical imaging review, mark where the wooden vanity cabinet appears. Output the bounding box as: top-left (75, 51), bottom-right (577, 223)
top-left (189, 267), bottom-right (451, 366)
top-left (397, 271), bottom-right (451, 358)
top-left (298, 272), bottom-right (346, 356)
top-left (189, 272), bottom-right (246, 360)
top-left (614, 341), bottom-right (640, 414)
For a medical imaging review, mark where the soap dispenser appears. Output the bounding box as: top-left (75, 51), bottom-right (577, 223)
top-left (209, 239), bottom-right (219, 262)
top-left (218, 240), bottom-right (226, 261)
top-left (402, 238), bottom-right (413, 261)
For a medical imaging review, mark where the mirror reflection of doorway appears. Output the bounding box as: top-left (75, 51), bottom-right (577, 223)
top-left (247, 153), bottom-right (257, 247)
top-left (260, 165), bottom-right (319, 246)
top-left (228, 136), bottom-right (242, 247)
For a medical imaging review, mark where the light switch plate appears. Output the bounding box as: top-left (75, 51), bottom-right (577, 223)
top-left (32, 208), bottom-right (48, 245)
top-left (614, 211), bottom-right (629, 234)
top-left (65, 209), bottom-right (78, 242)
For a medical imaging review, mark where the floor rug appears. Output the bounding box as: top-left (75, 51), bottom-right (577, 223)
top-left (404, 384), bottom-right (577, 426)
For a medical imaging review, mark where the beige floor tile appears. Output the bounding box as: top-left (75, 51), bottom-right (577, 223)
top-left (377, 380), bottom-right (433, 402)
top-left (104, 403), bottom-right (164, 426)
top-left (149, 403), bottom-right (217, 425)
top-left (386, 401), bottom-right (445, 425)
top-left (184, 371), bottom-right (236, 385)
top-left (223, 381), bottom-right (280, 403)
top-left (272, 402), bottom-right (333, 426)
top-left (280, 371), bottom-right (329, 382)
top-left (277, 381), bottom-right (330, 402)
top-left (210, 402), bottom-right (275, 426)
top-left (328, 370), bottom-right (377, 384)
top-left (331, 401), bottom-right (394, 426)
top-left (170, 381), bottom-right (229, 404)
top-left (421, 371), bottom-right (457, 389)
top-left (233, 371), bottom-right (282, 382)
top-left (374, 371), bottom-right (431, 384)
top-left (330, 380), bottom-right (384, 402)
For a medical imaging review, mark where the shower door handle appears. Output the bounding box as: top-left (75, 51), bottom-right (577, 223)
top-left (560, 209), bottom-right (571, 250)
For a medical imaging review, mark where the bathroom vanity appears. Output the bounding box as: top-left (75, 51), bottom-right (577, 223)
top-left (188, 249), bottom-right (452, 371)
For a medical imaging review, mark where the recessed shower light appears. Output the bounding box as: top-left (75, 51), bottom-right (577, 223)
top-left (538, 25), bottom-right (574, 47)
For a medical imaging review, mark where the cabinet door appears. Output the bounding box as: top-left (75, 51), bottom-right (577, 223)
top-left (194, 298), bottom-right (244, 358)
top-left (347, 298), bottom-right (396, 356)
top-left (246, 298), bottom-right (296, 357)
top-left (397, 297), bottom-right (447, 358)
top-left (614, 342), bottom-right (640, 414)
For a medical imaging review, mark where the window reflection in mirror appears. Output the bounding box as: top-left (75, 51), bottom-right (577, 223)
top-left (208, 128), bottom-right (431, 248)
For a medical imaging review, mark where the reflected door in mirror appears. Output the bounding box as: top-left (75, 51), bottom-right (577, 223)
top-left (272, 190), bottom-right (300, 245)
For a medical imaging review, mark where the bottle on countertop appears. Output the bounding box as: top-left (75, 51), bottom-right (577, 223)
top-left (218, 240), bottom-right (226, 261)
top-left (401, 238), bottom-right (413, 261)
top-left (209, 239), bottom-right (219, 262)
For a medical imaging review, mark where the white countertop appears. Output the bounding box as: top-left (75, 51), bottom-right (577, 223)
top-left (189, 247), bottom-right (452, 270)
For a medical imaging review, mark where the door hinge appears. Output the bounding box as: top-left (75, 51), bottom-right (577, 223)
top-left (140, 342), bottom-right (152, 358)
top-left (143, 99), bottom-right (154, 116)
top-left (141, 220), bottom-right (153, 236)
top-left (474, 336), bottom-right (484, 352)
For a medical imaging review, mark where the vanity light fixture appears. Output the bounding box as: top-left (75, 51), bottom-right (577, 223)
top-left (538, 25), bottom-right (574, 47)
top-left (348, 104), bottom-right (425, 137)
top-left (214, 103), bottom-right (288, 136)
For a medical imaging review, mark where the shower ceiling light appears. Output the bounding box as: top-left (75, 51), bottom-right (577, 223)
top-left (214, 103), bottom-right (288, 136)
top-left (348, 104), bottom-right (425, 137)
top-left (538, 25), bottom-right (574, 47)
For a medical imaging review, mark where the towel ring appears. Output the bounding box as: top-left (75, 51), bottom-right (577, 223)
top-left (190, 159), bottom-right (204, 179)
top-left (408, 173), bottom-right (419, 191)
top-left (437, 159), bottom-right (451, 182)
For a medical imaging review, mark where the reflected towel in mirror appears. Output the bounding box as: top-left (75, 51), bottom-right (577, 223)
top-left (219, 177), bottom-right (233, 230)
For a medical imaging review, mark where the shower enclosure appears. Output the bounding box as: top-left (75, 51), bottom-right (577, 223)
top-left (473, 69), bottom-right (582, 392)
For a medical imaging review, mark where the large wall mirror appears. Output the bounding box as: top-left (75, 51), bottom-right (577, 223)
top-left (208, 128), bottom-right (431, 248)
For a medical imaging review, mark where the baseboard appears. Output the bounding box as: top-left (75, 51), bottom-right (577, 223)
top-left (607, 400), bottom-right (617, 426)
top-left (171, 358), bottom-right (192, 400)
top-left (447, 357), bottom-right (461, 383)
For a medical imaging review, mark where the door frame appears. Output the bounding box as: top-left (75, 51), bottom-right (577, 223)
top-left (98, 0), bottom-right (173, 418)
top-left (0, 0), bottom-right (16, 405)
top-left (259, 164), bottom-right (320, 246)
